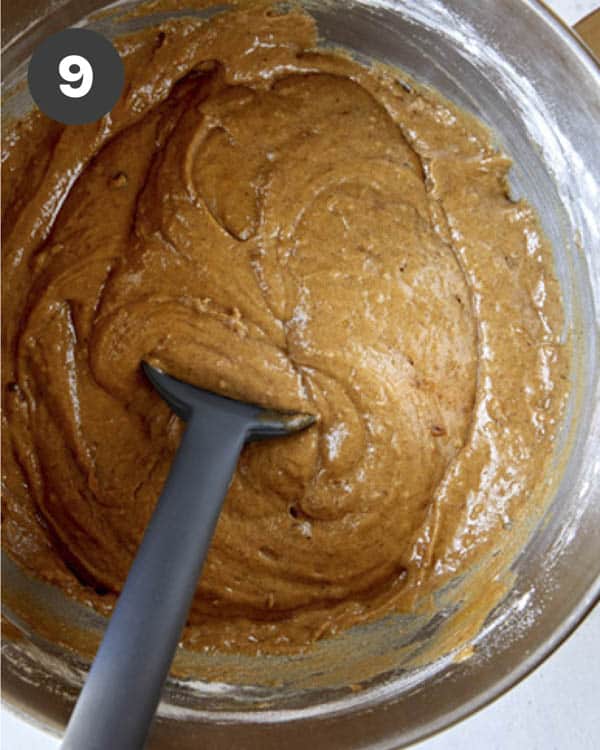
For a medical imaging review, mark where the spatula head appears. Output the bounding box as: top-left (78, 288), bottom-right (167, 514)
top-left (142, 362), bottom-right (316, 440)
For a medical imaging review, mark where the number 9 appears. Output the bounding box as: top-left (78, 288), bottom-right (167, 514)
top-left (58, 54), bottom-right (94, 99)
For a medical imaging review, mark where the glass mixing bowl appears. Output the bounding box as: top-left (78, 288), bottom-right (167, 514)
top-left (2, 2), bottom-right (599, 748)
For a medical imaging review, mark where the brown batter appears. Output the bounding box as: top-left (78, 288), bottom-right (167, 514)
top-left (1, 2), bottom-right (569, 654)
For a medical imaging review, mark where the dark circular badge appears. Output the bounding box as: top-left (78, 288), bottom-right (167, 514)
top-left (28, 28), bottom-right (125, 126)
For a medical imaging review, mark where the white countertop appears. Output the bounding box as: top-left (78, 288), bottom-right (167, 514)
top-left (2, 0), bottom-right (598, 748)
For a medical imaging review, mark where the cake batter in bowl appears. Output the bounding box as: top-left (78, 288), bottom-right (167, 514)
top-left (2, 1), bottom-right (599, 748)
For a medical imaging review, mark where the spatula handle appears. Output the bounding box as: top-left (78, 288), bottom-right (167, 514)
top-left (62, 413), bottom-right (248, 750)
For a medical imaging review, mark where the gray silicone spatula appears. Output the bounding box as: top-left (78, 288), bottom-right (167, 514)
top-left (62, 362), bottom-right (315, 750)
